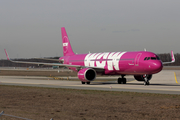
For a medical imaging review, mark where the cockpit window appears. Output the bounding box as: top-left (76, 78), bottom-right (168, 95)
top-left (144, 56), bottom-right (160, 61)
top-left (156, 56), bottom-right (160, 60)
top-left (151, 57), bottom-right (156, 60)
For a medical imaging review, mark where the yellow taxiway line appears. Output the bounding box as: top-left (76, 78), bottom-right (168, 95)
top-left (174, 72), bottom-right (180, 84)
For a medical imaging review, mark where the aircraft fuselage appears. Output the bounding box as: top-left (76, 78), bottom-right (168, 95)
top-left (60, 51), bottom-right (163, 75)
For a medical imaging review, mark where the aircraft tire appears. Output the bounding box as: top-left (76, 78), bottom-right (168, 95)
top-left (144, 81), bottom-right (150, 86)
top-left (117, 78), bottom-right (122, 84)
top-left (123, 78), bottom-right (126, 84)
top-left (81, 81), bottom-right (85, 84)
top-left (144, 81), bottom-right (146, 86)
top-left (86, 82), bottom-right (90, 84)
top-left (147, 81), bottom-right (150, 85)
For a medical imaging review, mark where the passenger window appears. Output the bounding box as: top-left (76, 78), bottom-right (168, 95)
top-left (144, 57), bottom-right (147, 60)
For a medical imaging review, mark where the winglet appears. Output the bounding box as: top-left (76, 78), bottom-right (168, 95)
top-left (0, 111), bottom-right (4, 117)
top-left (4, 49), bottom-right (10, 60)
top-left (171, 50), bottom-right (175, 63)
top-left (162, 50), bottom-right (175, 64)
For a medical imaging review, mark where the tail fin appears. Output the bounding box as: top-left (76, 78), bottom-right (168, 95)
top-left (61, 27), bottom-right (75, 56)
top-left (171, 50), bottom-right (175, 63)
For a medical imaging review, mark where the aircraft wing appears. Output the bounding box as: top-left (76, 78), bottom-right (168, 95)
top-left (6, 59), bottom-right (105, 72)
top-left (4, 49), bottom-right (105, 72)
top-left (162, 51), bottom-right (175, 64)
top-left (33, 57), bottom-right (64, 62)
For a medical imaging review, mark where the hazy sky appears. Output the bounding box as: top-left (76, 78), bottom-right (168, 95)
top-left (0, 0), bottom-right (180, 59)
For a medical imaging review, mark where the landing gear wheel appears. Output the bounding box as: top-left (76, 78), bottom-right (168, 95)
top-left (118, 78), bottom-right (127, 84)
top-left (81, 81), bottom-right (85, 84)
top-left (86, 82), bottom-right (90, 84)
top-left (144, 81), bottom-right (146, 86)
top-left (122, 78), bottom-right (126, 84)
top-left (147, 81), bottom-right (150, 85)
top-left (118, 78), bottom-right (122, 84)
top-left (144, 81), bottom-right (150, 86)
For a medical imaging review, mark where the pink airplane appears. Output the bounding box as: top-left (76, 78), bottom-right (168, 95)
top-left (4, 27), bottom-right (175, 85)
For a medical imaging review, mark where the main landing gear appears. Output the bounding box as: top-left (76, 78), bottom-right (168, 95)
top-left (117, 75), bottom-right (126, 84)
top-left (81, 81), bottom-right (90, 84)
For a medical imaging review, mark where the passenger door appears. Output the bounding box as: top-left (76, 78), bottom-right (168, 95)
top-left (135, 53), bottom-right (142, 66)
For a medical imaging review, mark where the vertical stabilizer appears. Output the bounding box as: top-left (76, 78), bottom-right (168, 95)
top-left (61, 27), bottom-right (75, 56)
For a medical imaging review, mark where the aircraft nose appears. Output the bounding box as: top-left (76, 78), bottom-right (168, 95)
top-left (150, 61), bottom-right (163, 73)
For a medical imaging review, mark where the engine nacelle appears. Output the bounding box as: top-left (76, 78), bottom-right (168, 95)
top-left (78, 68), bottom-right (96, 82)
top-left (134, 74), bottom-right (152, 81)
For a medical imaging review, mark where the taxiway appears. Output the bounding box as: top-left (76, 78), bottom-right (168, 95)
top-left (0, 70), bottom-right (180, 94)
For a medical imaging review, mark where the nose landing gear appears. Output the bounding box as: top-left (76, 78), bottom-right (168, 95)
top-left (134, 74), bottom-right (152, 86)
top-left (143, 74), bottom-right (150, 86)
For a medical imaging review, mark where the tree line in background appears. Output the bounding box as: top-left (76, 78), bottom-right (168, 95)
top-left (157, 53), bottom-right (180, 66)
top-left (0, 53), bottom-right (179, 67)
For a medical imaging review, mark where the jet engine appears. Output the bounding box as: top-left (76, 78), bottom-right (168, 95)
top-left (134, 74), bottom-right (152, 81)
top-left (78, 68), bottom-right (96, 82)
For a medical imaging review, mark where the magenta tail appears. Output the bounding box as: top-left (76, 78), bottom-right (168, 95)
top-left (61, 27), bottom-right (75, 56)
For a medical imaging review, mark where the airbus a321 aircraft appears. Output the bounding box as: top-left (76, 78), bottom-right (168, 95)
top-left (4, 27), bottom-right (175, 85)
